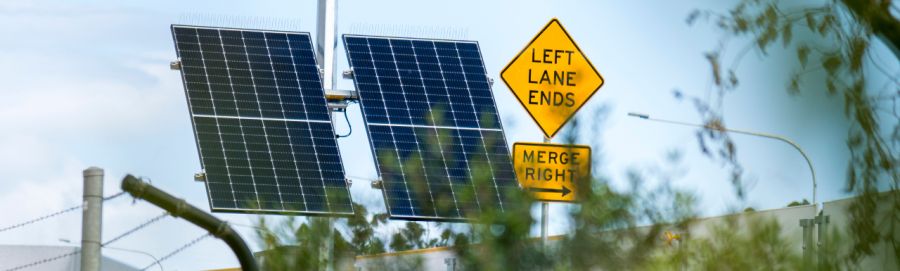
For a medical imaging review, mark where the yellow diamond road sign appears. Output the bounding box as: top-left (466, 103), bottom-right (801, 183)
top-left (501, 18), bottom-right (604, 138)
top-left (513, 142), bottom-right (591, 202)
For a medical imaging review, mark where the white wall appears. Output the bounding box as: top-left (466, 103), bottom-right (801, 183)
top-left (353, 193), bottom-right (897, 271)
top-left (0, 246), bottom-right (138, 271)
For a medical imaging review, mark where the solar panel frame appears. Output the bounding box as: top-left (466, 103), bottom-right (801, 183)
top-left (172, 25), bottom-right (354, 216)
top-left (343, 34), bottom-right (519, 221)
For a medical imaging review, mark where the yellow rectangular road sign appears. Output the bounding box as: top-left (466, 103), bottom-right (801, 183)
top-left (501, 18), bottom-right (605, 138)
top-left (513, 142), bottom-right (591, 202)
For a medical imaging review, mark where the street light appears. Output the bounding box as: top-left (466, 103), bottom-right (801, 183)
top-left (627, 112), bottom-right (818, 212)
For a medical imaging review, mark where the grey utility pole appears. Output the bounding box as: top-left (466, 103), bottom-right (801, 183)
top-left (81, 167), bottom-right (104, 271)
top-left (541, 136), bottom-right (550, 248)
top-left (316, 1), bottom-right (338, 271)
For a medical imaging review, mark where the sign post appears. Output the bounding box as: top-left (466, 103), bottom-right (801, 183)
top-left (502, 18), bottom-right (604, 248)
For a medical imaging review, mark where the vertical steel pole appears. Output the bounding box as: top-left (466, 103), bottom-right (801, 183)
top-left (317, 1), bottom-right (338, 270)
top-left (541, 137), bottom-right (550, 247)
top-left (316, 0), bottom-right (338, 91)
top-left (81, 167), bottom-right (104, 271)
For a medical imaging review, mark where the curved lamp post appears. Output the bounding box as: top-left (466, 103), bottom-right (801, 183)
top-left (627, 112), bottom-right (818, 212)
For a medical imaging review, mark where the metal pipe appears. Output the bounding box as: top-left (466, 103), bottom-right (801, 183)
top-left (316, 0), bottom-right (338, 90)
top-left (81, 167), bottom-right (104, 271)
top-left (627, 112), bottom-right (818, 212)
top-left (120, 175), bottom-right (258, 271)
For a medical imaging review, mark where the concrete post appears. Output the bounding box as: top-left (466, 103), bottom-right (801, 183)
top-left (81, 167), bottom-right (104, 271)
top-left (800, 218), bottom-right (814, 267)
top-left (444, 257), bottom-right (457, 271)
top-left (816, 213), bottom-right (830, 269)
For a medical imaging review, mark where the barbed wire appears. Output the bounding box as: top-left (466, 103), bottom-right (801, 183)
top-left (102, 212), bottom-right (170, 246)
top-left (0, 205), bottom-right (83, 234)
top-left (0, 192), bottom-right (127, 234)
top-left (140, 233), bottom-right (212, 271)
top-left (103, 191), bottom-right (127, 201)
top-left (3, 250), bottom-right (80, 271)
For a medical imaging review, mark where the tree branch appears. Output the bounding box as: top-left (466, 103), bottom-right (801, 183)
top-left (841, 0), bottom-right (900, 59)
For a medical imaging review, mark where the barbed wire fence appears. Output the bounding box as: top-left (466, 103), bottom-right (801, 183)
top-left (3, 250), bottom-right (82, 271)
top-left (101, 212), bottom-right (170, 247)
top-left (0, 191), bottom-right (211, 271)
top-left (140, 233), bottom-right (212, 271)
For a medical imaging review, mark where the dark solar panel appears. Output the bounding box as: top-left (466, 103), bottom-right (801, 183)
top-left (172, 25), bottom-right (353, 215)
top-left (344, 35), bottom-right (519, 221)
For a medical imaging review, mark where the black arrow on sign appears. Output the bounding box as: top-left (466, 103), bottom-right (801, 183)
top-left (527, 186), bottom-right (572, 197)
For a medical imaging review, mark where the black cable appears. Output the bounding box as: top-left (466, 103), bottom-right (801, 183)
top-left (336, 108), bottom-right (353, 138)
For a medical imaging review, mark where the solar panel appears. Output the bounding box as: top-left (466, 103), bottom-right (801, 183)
top-left (343, 35), bottom-right (519, 221)
top-left (171, 25), bottom-right (353, 215)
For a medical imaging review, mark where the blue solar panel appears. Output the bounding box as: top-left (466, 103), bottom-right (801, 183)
top-left (172, 25), bottom-right (353, 216)
top-left (344, 35), bottom-right (519, 221)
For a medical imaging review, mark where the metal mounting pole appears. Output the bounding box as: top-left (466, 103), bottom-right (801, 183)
top-left (541, 137), bottom-right (550, 248)
top-left (317, 0), bottom-right (338, 91)
top-left (81, 167), bottom-right (104, 271)
top-left (317, 1), bottom-right (338, 270)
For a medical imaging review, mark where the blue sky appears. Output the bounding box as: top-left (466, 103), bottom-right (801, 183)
top-left (2, 0), bottom-right (895, 269)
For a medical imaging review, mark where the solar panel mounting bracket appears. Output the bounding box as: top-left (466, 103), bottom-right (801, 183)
top-left (193, 172), bottom-right (206, 182)
top-left (342, 69), bottom-right (353, 79)
top-left (325, 89), bottom-right (358, 101)
top-left (327, 101), bottom-right (348, 111)
top-left (370, 179), bottom-right (383, 189)
top-left (170, 59), bottom-right (182, 70)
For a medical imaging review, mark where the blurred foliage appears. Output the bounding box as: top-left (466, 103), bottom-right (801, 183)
top-left (686, 0), bottom-right (899, 267)
top-left (787, 198), bottom-right (811, 207)
top-left (252, 109), bottom-right (826, 270)
top-left (251, 1), bottom-right (898, 270)
top-left (647, 216), bottom-right (806, 270)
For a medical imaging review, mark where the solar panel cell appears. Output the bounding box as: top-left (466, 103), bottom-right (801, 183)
top-left (344, 35), bottom-right (519, 221)
top-left (173, 25), bottom-right (353, 215)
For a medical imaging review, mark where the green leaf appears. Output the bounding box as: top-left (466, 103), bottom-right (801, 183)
top-left (734, 16), bottom-right (749, 32)
top-left (797, 45), bottom-right (810, 68)
top-left (787, 72), bottom-right (801, 95)
top-left (756, 25), bottom-right (777, 54)
top-left (782, 24), bottom-right (793, 47)
top-left (818, 14), bottom-right (834, 35)
top-left (849, 37), bottom-right (868, 73)
top-left (822, 55), bottom-right (841, 75)
top-left (686, 9), bottom-right (701, 25)
top-left (728, 70), bottom-right (739, 87)
top-left (764, 5), bottom-right (778, 24)
top-left (705, 52), bottom-right (722, 86)
top-left (826, 78), bottom-right (837, 95)
top-left (805, 12), bottom-right (817, 32)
